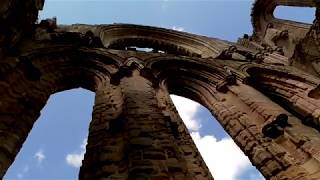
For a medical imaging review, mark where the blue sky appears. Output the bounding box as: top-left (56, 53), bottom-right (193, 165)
top-left (4, 1), bottom-right (315, 180)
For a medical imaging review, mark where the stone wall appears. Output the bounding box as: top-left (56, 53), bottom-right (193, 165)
top-left (2, 0), bottom-right (320, 179)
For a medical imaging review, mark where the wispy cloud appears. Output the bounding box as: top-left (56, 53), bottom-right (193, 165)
top-left (66, 139), bottom-right (87, 168)
top-left (172, 26), bottom-right (184, 32)
top-left (34, 149), bottom-right (45, 163)
top-left (17, 166), bottom-right (29, 179)
top-left (18, 149), bottom-right (45, 178)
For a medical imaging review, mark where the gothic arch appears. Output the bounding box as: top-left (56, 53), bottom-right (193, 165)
top-left (3, 0), bottom-right (320, 179)
top-left (251, 0), bottom-right (315, 40)
top-left (147, 56), bottom-right (291, 178)
top-left (66, 24), bottom-right (231, 59)
top-left (0, 48), bottom-right (122, 177)
top-left (251, 0), bottom-right (316, 59)
top-left (145, 54), bottom-right (320, 179)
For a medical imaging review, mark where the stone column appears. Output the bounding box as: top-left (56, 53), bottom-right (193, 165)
top-left (0, 112), bottom-right (40, 178)
top-left (0, 68), bottom-right (48, 178)
top-left (121, 70), bottom-right (201, 179)
top-left (79, 81), bottom-right (128, 179)
top-left (80, 69), bottom-right (213, 179)
top-left (156, 84), bottom-right (212, 179)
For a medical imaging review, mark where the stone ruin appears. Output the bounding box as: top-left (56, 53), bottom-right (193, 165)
top-left (1, 0), bottom-right (320, 179)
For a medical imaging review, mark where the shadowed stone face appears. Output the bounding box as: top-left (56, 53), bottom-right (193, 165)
top-left (2, 0), bottom-right (320, 179)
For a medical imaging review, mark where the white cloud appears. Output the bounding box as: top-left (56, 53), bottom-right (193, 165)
top-left (170, 95), bottom-right (201, 131)
top-left (171, 95), bottom-right (261, 180)
top-left (172, 26), bottom-right (184, 31)
top-left (66, 139), bottom-right (87, 168)
top-left (34, 149), bottom-right (45, 163)
top-left (66, 152), bottom-right (84, 168)
top-left (191, 132), bottom-right (251, 180)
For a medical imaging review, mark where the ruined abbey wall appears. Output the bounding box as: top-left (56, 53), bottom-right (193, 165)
top-left (1, 0), bottom-right (320, 179)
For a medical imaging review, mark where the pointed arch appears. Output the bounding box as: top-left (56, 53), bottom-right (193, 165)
top-left (0, 47), bottom-right (121, 177)
top-left (65, 24), bottom-right (232, 59)
top-left (251, 0), bottom-right (315, 40)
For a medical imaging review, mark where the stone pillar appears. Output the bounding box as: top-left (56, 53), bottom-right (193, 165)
top-left (156, 84), bottom-right (212, 179)
top-left (121, 70), bottom-right (204, 179)
top-left (79, 81), bottom-right (128, 179)
top-left (80, 70), bottom-right (213, 179)
top-left (0, 72), bottom-right (48, 178)
top-left (0, 112), bottom-right (40, 178)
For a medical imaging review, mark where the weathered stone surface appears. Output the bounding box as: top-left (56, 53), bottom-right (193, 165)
top-left (2, 0), bottom-right (320, 179)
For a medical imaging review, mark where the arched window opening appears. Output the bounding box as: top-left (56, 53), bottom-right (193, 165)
top-left (128, 47), bottom-right (153, 52)
top-left (170, 95), bottom-right (264, 180)
top-left (109, 38), bottom-right (195, 57)
top-left (274, 6), bottom-right (315, 24)
top-left (125, 47), bottom-right (165, 54)
top-left (4, 88), bottom-right (94, 179)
